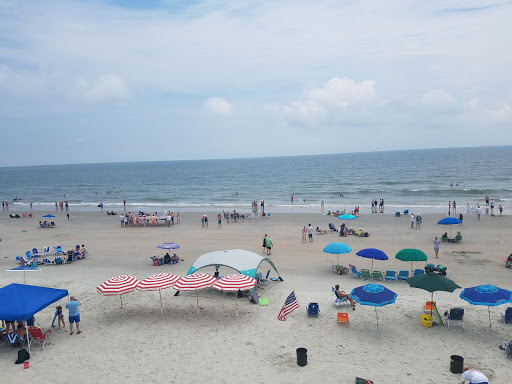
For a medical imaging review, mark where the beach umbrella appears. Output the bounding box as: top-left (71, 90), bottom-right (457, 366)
top-left (437, 217), bottom-right (462, 237)
top-left (42, 214), bottom-right (55, 218)
top-left (350, 284), bottom-right (397, 327)
top-left (460, 284), bottom-right (512, 328)
top-left (395, 249), bottom-right (428, 273)
top-left (156, 242), bottom-right (180, 250)
top-left (338, 214), bottom-right (356, 220)
top-left (6, 265), bottom-right (40, 284)
top-left (407, 272), bottom-right (461, 316)
top-left (212, 274), bottom-right (257, 316)
top-left (173, 273), bottom-right (217, 314)
top-left (323, 242), bottom-right (352, 265)
top-left (356, 248), bottom-right (388, 274)
top-left (137, 273), bottom-right (180, 314)
top-left (96, 275), bottom-right (140, 309)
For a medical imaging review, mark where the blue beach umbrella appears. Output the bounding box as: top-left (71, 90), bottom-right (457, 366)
top-left (437, 217), bottom-right (462, 237)
top-left (6, 265), bottom-right (40, 284)
top-left (460, 284), bottom-right (512, 328)
top-left (350, 283), bottom-right (397, 327)
top-left (42, 214), bottom-right (55, 218)
top-left (338, 214), bottom-right (356, 220)
top-left (323, 242), bottom-right (352, 265)
top-left (356, 248), bottom-right (388, 274)
top-left (157, 242), bottom-right (180, 250)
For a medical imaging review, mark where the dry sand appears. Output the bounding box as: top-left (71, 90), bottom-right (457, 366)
top-left (0, 209), bottom-right (511, 383)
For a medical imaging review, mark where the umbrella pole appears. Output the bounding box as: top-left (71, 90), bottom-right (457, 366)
top-left (488, 306), bottom-right (491, 328)
top-left (23, 271), bottom-right (26, 284)
top-left (375, 307), bottom-right (379, 327)
top-left (431, 292), bottom-right (434, 317)
top-left (236, 293), bottom-right (238, 317)
top-left (159, 289), bottom-right (163, 314)
top-left (120, 295), bottom-right (123, 309)
top-left (371, 259), bottom-right (374, 274)
top-left (410, 261), bottom-right (413, 274)
top-left (196, 290), bottom-right (199, 314)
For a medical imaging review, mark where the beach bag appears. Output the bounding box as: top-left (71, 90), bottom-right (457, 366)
top-left (15, 348), bottom-right (30, 364)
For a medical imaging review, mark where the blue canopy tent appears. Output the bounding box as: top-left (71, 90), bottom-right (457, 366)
top-left (0, 283), bottom-right (68, 352)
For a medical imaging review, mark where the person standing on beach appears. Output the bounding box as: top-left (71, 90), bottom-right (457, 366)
top-left (321, 200), bottom-right (324, 214)
top-left (217, 214), bottom-right (222, 228)
top-left (291, 194), bottom-right (294, 203)
top-left (499, 205), bottom-right (503, 216)
top-left (415, 213), bottom-right (422, 229)
top-left (448, 201), bottom-right (451, 216)
top-left (265, 235), bottom-right (272, 255)
top-left (490, 199), bottom-right (495, 216)
top-left (262, 234), bottom-right (267, 253)
top-left (307, 224), bottom-right (313, 242)
top-left (67, 213), bottom-right (70, 220)
top-left (302, 226), bottom-right (307, 243)
top-left (177, 212), bottom-right (180, 224)
top-left (459, 212), bottom-right (463, 225)
top-left (433, 237), bottom-right (440, 258)
top-left (261, 200), bottom-right (264, 214)
top-left (467, 202), bottom-right (470, 213)
top-left (485, 196), bottom-right (489, 205)
top-left (476, 205), bottom-right (482, 220)
top-left (410, 213), bottom-right (415, 229)
top-left (453, 200), bottom-right (456, 214)
top-left (123, 199), bottom-right (126, 210)
top-left (66, 295), bottom-right (81, 335)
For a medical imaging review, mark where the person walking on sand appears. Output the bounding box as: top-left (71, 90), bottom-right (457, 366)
top-left (262, 234), bottom-right (267, 253)
top-left (307, 224), bottom-right (314, 242)
top-left (302, 226), bottom-right (307, 243)
top-left (433, 237), bottom-right (440, 258)
top-left (265, 235), bottom-right (273, 255)
top-left (66, 295), bottom-right (81, 335)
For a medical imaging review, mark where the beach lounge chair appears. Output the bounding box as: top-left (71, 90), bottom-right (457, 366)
top-left (360, 269), bottom-right (371, 280)
top-left (150, 256), bottom-right (163, 266)
top-left (501, 307), bottom-right (512, 324)
top-left (445, 308), bottom-right (464, 329)
top-left (332, 287), bottom-right (350, 307)
top-left (32, 248), bottom-right (41, 257)
top-left (337, 312), bottom-right (349, 324)
top-left (54, 246), bottom-right (64, 255)
top-left (423, 301), bottom-right (437, 313)
top-left (385, 270), bottom-right (397, 282)
top-left (25, 251), bottom-right (33, 259)
top-left (454, 234), bottom-right (462, 243)
top-left (306, 302), bottom-right (320, 317)
top-left (6, 333), bottom-right (25, 349)
top-left (329, 223), bottom-right (337, 232)
top-left (65, 253), bottom-right (73, 263)
top-left (28, 326), bottom-right (51, 348)
top-left (372, 271), bottom-right (384, 281)
top-left (54, 256), bottom-right (64, 265)
top-left (414, 269), bottom-right (425, 276)
top-left (397, 270), bottom-right (409, 282)
top-left (42, 258), bottom-right (54, 265)
top-left (43, 246), bottom-right (51, 255)
top-left (349, 264), bottom-right (361, 279)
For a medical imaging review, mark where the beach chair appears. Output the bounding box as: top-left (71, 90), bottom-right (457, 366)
top-left (329, 223), bottom-right (337, 232)
top-left (395, 211), bottom-right (400, 217)
top-left (423, 301), bottom-right (437, 313)
top-left (414, 269), bottom-right (424, 276)
top-left (65, 253), bottom-right (74, 263)
top-left (266, 213), bottom-right (271, 219)
top-left (441, 234), bottom-right (449, 242)
top-left (501, 307), bottom-right (512, 324)
top-left (25, 251), bottom-right (33, 259)
top-left (42, 258), bottom-right (54, 265)
top-left (6, 333), bottom-right (25, 349)
top-left (43, 246), bottom-right (51, 255)
top-left (360, 269), bottom-right (371, 280)
top-left (445, 308), bottom-right (464, 329)
top-left (54, 246), bottom-right (64, 255)
top-left (50, 221), bottom-right (55, 227)
top-left (54, 256), bottom-right (64, 265)
top-left (397, 270), bottom-right (409, 282)
top-left (372, 271), bottom-right (384, 281)
top-left (454, 234), bottom-right (462, 243)
top-left (306, 302), bottom-right (320, 317)
top-left (385, 270), bottom-right (397, 282)
top-left (28, 327), bottom-right (51, 348)
top-left (337, 312), bottom-right (349, 324)
top-left (503, 341), bottom-right (512, 358)
top-left (332, 287), bottom-right (350, 307)
top-left (349, 264), bottom-right (361, 279)
top-left (32, 248), bottom-right (41, 257)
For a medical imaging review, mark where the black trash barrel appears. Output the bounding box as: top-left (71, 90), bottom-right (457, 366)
top-left (296, 348), bottom-right (307, 367)
top-left (450, 355), bottom-right (464, 373)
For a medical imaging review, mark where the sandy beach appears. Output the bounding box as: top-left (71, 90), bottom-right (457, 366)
top-left (1, 209), bottom-right (511, 384)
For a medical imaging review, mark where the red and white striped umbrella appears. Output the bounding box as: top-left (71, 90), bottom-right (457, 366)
top-left (96, 275), bottom-right (140, 308)
top-left (213, 274), bottom-right (257, 316)
top-left (137, 273), bottom-right (180, 313)
top-left (212, 274), bottom-right (257, 292)
top-left (173, 273), bottom-right (216, 291)
top-left (173, 273), bottom-right (216, 314)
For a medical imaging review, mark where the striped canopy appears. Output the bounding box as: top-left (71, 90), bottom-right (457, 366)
top-left (156, 242), bottom-right (180, 250)
top-left (173, 273), bottom-right (216, 291)
top-left (96, 275), bottom-right (140, 296)
top-left (137, 273), bottom-right (180, 292)
top-left (212, 274), bottom-right (257, 292)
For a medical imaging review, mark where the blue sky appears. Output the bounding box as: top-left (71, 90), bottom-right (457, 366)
top-left (1, 0), bottom-right (511, 166)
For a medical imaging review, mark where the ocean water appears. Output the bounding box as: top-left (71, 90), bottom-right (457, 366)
top-left (1, 146), bottom-right (511, 214)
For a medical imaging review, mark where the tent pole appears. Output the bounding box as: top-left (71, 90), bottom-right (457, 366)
top-left (159, 289), bottom-right (163, 314)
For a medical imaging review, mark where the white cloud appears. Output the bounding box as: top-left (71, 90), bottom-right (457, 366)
top-left (205, 97), bottom-right (232, 116)
top-left (421, 89), bottom-right (457, 106)
top-left (486, 104), bottom-right (512, 120)
top-left (75, 74), bottom-right (130, 104)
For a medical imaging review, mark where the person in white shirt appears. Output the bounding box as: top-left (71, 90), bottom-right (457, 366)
top-left (476, 205), bottom-right (482, 220)
top-left (460, 367), bottom-right (488, 384)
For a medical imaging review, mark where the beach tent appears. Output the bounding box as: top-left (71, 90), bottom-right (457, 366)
top-left (186, 249), bottom-right (282, 280)
top-left (0, 283), bottom-right (68, 352)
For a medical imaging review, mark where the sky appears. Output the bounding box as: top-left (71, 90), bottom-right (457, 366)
top-left (0, 0), bottom-right (511, 166)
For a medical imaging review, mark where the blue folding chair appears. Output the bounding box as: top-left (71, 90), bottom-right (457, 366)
top-left (414, 269), bottom-right (425, 276)
top-left (502, 307), bottom-right (512, 324)
top-left (397, 270), bottom-right (409, 282)
top-left (306, 302), bottom-right (320, 317)
top-left (385, 270), bottom-right (397, 282)
top-left (349, 264), bottom-right (361, 279)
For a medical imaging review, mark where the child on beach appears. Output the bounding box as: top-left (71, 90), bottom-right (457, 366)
top-left (54, 306), bottom-right (65, 329)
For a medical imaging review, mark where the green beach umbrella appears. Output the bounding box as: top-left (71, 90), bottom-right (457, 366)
top-left (407, 272), bottom-right (461, 315)
top-left (395, 248), bottom-right (428, 273)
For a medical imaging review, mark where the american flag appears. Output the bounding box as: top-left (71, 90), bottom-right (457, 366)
top-left (277, 291), bottom-right (299, 321)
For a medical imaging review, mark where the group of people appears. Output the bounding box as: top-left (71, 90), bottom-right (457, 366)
top-left (301, 224), bottom-right (314, 243)
top-left (410, 213), bottom-right (422, 229)
top-left (371, 199), bottom-right (385, 213)
top-left (119, 211), bottom-right (180, 227)
top-left (55, 201), bottom-right (69, 210)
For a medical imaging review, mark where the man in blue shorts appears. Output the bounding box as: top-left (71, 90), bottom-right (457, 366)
top-left (66, 295), bottom-right (81, 335)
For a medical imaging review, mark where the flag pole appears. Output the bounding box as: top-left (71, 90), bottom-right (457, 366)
top-left (294, 288), bottom-right (303, 314)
